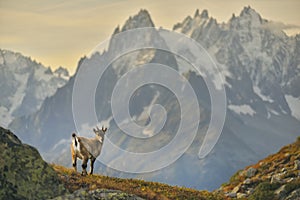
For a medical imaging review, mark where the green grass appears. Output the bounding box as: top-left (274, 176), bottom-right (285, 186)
top-left (248, 182), bottom-right (280, 200)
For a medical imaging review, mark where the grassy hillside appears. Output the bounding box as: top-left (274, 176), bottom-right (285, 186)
top-left (0, 126), bottom-right (226, 200)
top-left (52, 165), bottom-right (226, 200)
top-left (220, 137), bottom-right (300, 199)
top-left (2, 125), bottom-right (299, 200)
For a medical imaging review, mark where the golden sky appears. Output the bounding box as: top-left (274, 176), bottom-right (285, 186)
top-left (1, 0), bottom-right (299, 74)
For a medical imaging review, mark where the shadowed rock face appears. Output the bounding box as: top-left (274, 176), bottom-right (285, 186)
top-left (0, 126), bottom-right (67, 200)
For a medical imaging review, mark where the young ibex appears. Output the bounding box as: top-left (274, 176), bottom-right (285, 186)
top-left (71, 126), bottom-right (107, 175)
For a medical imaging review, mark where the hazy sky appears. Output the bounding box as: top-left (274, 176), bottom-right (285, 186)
top-left (1, 0), bottom-right (299, 74)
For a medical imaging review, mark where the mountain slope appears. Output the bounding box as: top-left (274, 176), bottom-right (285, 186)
top-left (0, 126), bottom-right (225, 200)
top-left (9, 7), bottom-right (300, 190)
top-left (219, 137), bottom-right (300, 199)
top-left (0, 49), bottom-right (69, 127)
top-left (1, 126), bottom-right (298, 200)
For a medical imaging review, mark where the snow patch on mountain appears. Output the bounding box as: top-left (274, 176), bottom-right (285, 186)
top-left (253, 86), bottom-right (274, 102)
top-left (0, 49), bottom-right (70, 127)
top-left (285, 95), bottom-right (300, 120)
top-left (8, 73), bottom-right (29, 113)
top-left (228, 104), bottom-right (256, 116)
top-left (0, 107), bottom-right (11, 126)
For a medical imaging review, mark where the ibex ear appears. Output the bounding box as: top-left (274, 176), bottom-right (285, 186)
top-left (93, 128), bottom-right (97, 133)
top-left (101, 126), bottom-right (107, 132)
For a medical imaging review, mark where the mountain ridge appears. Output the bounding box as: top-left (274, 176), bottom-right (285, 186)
top-left (8, 7), bottom-right (300, 190)
top-left (0, 48), bottom-right (70, 127)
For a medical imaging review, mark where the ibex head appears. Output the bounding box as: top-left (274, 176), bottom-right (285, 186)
top-left (93, 126), bottom-right (107, 141)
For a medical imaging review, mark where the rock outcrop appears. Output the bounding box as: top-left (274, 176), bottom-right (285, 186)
top-left (0, 126), bottom-right (67, 199)
top-left (52, 189), bottom-right (145, 200)
top-left (219, 137), bottom-right (300, 199)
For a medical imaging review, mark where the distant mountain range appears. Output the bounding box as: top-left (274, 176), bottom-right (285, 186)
top-left (0, 49), bottom-right (69, 127)
top-left (6, 7), bottom-right (300, 190)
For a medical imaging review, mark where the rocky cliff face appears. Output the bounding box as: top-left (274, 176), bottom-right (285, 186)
top-left (173, 6), bottom-right (300, 118)
top-left (0, 49), bottom-right (69, 127)
top-left (0, 126), bottom-right (67, 199)
top-left (219, 137), bottom-right (300, 199)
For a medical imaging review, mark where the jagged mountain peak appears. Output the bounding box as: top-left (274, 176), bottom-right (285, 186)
top-left (240, 6), bottom-right (260, 17)
top-left (113, 25), bottom-right (120, 35)
top-left (54, 66), bottom-right (69, 78)
top-left (194, 9), bottom-right (209, 19)
top-left (237, 6), bottom-right (263, 26)
top-left (200, 9), bottom-right (209, 19)
top-left (173, 9), bottom-right (212, 36)
top-left (194, 9), bottom-right (200, 18)
top-left (121, 9), bottom-right (154, 32)
top-left (137, 9), bottom-right (152, 18)
top-left (0, 48), bottom-right (69, 127)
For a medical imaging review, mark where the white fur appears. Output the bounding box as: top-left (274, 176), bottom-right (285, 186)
top-left (71, 126), bottom-right (107, 175)
top-left (77, 136), bottom-right (103, 158)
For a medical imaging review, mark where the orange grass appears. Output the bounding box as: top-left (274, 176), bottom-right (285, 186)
top-left (52, 164), bottom-right (226, 200)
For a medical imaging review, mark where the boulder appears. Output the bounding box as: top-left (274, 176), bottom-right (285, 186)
top-left (271, 174), bottom-right (283, 184)
top-left (247, 188), bottom-right (254, 195)
top-left (294, 160), bottom-right (300, 170)
top-left (275, 185), bottom-right (287, 199)
top-left (0, 127), bottom-right (67, 199)
top-left (286, 188), bottom-right (300, 200)
top-left (237, 192), bottom-right (247, 198)
top-left (232, 185), bottom-right (240, 193)
top-left (246, 167), bottom-right (257, 178)
top-left (243, 178), bottom-right (252, 185)
top-left (226, 192), bottom-right (237, 198)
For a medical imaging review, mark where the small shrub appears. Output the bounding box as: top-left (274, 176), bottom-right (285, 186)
top-left (285, 179), bottom-right (300, 194)
top-left (283, 171), bottom-right (297, 179)
top-left (248, 182), bottom-right (281, 200)
top-left (229, 170), bottom-right (243, 185)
